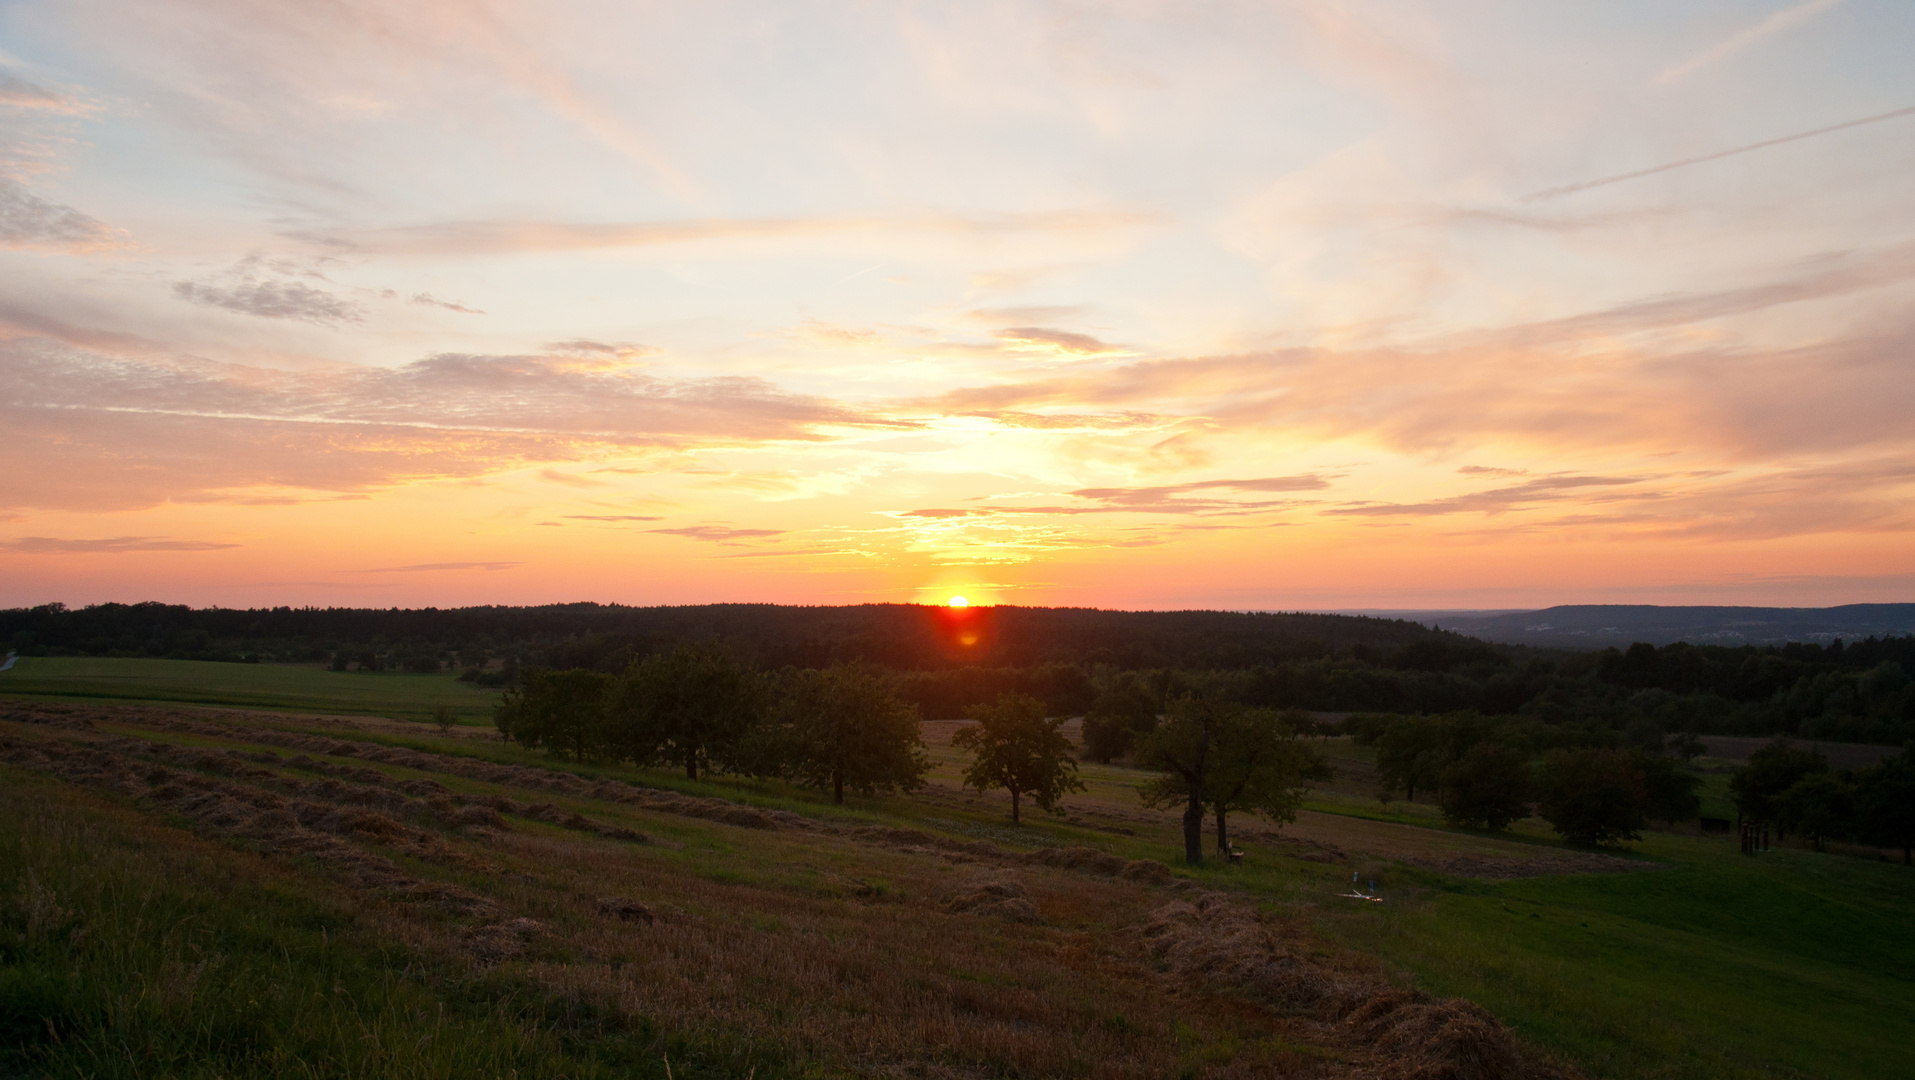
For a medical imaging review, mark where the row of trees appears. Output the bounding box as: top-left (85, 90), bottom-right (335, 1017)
top-left (1348, 712), bottom-right (1702, 846)
top-left (1729, 739), bottom-right (1915, 859)
top-left (499, 647), bottom-right (1335, 866)
top-left (497, 646), bottom-right (929, 802)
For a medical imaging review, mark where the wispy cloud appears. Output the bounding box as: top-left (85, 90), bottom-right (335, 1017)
top-left (994, 326), bottom-right (1128, 357)
top-left (410, 292), bottom-right (484, 314)
top-left (1657, 0), bottom-right (1844, 84)
top-left (0, 536), bottom-right (238, 553)
top-left (564, 513), bottom-right (663, 522)
top-left (173, 279), bottom-right (362, 325)
top-left (353, 561), bottom-right (520, 572)
top-left (0, 70), bottom-right (92, 115)
top-left (650, 525), bottom-right (786, 543)
top-left (0, 179), bottom-right (131, 253)
top-left (290, 210), bottom-right (1157, 257)
top-left (1326, 475), bottom-right (1644, 518)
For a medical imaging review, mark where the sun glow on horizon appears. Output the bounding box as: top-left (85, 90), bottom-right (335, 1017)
top-left (947, 595), bottom-right (969, 608)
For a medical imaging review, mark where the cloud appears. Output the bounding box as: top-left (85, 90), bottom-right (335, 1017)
top-left (353, 561), bottom-right (520, 572)
top-left (0, 179), bottom-right (131, 253)
top-left (1325, 475), bottom-right (1644, 517)
top-left (1458, 465), bottom-right (1526, 477)
top-left (564, 514), bottom-right (663, 522)
top-left (1657, 0), bottom-right (1844, 84)
top-left (649, 525), bottom-right (786, 543)
top-left (994, 326), bottom-right (1128, 357)
top-left (967, 305), bottom-right (1089, 324)
top-left (543, 339), bottom-right (657, 358)
top-left (289, 210), bottom-right (1156, 257)
top-left (900, 475), bottom-right (1331, 520)
top-left (173, 279), bottom-right (362, 325)
top-left (0, 536), bottom-right (238, 553)
top-left (0, 70), bottom-right (91, 114)
top-left (410, 292), bottom-right (484, 314)
top-left (0, 339), bottom-right (913, 511)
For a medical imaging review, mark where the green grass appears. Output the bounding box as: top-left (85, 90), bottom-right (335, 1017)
top-left (0, 656), bottom-right (498, 723)
top-left (1304, 828), bottom-right (1915, 1080)
top-left (0, 772), bottom-right (781, 1080)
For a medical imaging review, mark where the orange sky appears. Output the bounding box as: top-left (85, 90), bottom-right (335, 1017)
top-left (3, 1), bottom-right (1913, 610)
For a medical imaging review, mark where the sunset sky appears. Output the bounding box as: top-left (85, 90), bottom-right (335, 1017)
top-left (3, 1), bottom-right (1913, 611)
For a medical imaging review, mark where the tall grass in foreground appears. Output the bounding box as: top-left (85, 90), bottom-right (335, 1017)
top-left (0, 773), bottom-right (765, 1079)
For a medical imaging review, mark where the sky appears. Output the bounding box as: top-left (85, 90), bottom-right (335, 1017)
top-left (2, 0), bottom-right (1913, 612)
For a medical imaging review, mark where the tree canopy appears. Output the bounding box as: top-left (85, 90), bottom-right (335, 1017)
top-left (951, 693), bottom-right (1084, 824)
top-left (1140, 702), bottom-right (1330, 858)
top-left (763, 664), bottom-right (930, 803)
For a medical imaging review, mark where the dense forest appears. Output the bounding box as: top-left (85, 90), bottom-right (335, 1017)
top-left (3, 601), bottom-right (1912, 744)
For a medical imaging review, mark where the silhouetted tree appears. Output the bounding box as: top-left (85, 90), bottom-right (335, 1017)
top-left (614, 644), bottom-right (763, 779)
top-left (1854, 746), bottom-right (1915, 863)
top-left (1773, 772), bottom-right (1855, 850)
top-left (1439, 742), bottom-right (1531, 831)
top-left (953, 693), bottom-right (1084, 824)
top-left (762, 664), bottom-right (930, 804)
top-left (1080, 672), bottom-right (1162, 762)
top-left (1636, 750), bottom-right (1702, 825)
top-left (1373, 716), bottom-right (1448, 802)
top-left (1536, 748), bottom-right (1647, 847)
top-left (1730, 738), bottom-right (1827, 828)
top-left (497, 668), bottom-right (616, 761)
top-left (1195, 707), bottom-right (1332, 856)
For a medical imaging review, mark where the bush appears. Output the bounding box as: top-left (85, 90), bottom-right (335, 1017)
top-left (1536, 748), bottom-right (1647, 847)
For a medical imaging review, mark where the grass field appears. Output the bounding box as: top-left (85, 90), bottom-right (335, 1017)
top-left (2, 679), bottom-right (1911, 1079)
top-left (0, 656), bottom-right (499, 723)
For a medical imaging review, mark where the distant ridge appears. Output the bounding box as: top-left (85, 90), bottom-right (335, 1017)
top-left (1424, 604), bottom-right (1915, 649)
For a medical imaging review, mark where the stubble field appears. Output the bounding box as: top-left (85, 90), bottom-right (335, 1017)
top-left (1, 664), bottom-right (1911, 1079)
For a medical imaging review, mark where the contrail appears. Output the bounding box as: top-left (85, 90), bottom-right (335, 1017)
top-left (1524, 104), bottom-right (1915, 202)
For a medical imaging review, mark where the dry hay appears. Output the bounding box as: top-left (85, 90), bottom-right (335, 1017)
top-left (1140, 893), bottom-right (1584, 1080)
top-left (596, 896), bottom-right (656, 923)
top-left (945, 875), bottom-right (1041, 923)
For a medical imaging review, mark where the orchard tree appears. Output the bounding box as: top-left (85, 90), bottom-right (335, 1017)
top-left (1080, 672), bottom-right (1162, 762)
top-left (1536, 748), bottom-right (1647, 847)
top-left (1855, 746), bottom-right (1915, 864)
top-left (1730, 738), bottom-right (1827, 828)
top-left (1636, 750), bottom-right (1702, 826)
top-left (497, 668), bottom-right (616, 761)
top-left (953, 693), bottom-right (1084, 824)
top-left (1143, 705), bottom-right (1331, 858)
top-left (769, 664), bottom-right (930, 804)
top-left (614, 643), bottom-right (764, 779)
top-left (1439, 742), bottom-right (1531, 831)
top-left (1772, 772), bottom-right (1855, 851)
top-left (1373, 716), bottom-right (1448, 803)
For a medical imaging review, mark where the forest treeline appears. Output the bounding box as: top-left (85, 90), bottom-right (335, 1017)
top-left (4, 601), bottom-right (1912, 744)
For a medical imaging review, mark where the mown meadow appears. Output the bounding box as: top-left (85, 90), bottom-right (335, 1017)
top-left (1, 660), bottom-right (1911, 1079)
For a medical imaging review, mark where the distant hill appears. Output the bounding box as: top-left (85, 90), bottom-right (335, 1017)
top-left (1425, 604), bottom-right (1915, 649)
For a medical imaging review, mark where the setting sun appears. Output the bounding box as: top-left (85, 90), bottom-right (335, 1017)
top-left (947, 596), bottom-right (969, 608)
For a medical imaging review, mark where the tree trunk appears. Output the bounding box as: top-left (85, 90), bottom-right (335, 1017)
top-left (685, 747), bottom-right (698, 780)
top-left (1216, 805), bottom-right (1229, 857)
top-left (1011, 787), bottom-right (1021, 824)
top-left (1183, 787), bottom-right (1204, 865)
top-left (833, 770), bottom-right (844, 805)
